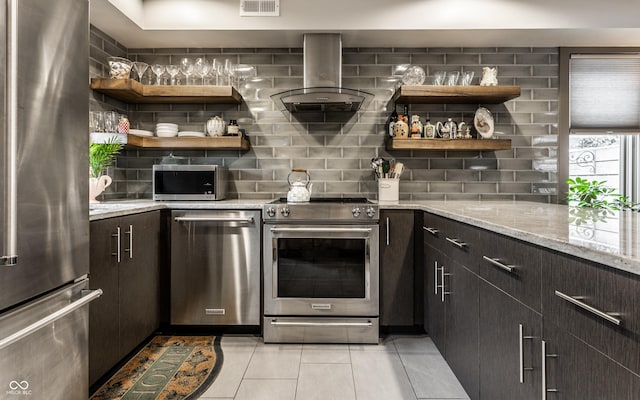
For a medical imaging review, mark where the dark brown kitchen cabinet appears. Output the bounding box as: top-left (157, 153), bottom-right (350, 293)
top-left (424, 243), bottom-right (446, 354)
top-left (380, 210), bottom-right (415, 328)
top-left (543, 321), bottom-right (640, 400)
top-left (479, 229), bottom-right (542, 312)
top-left (541, 250), bottom-right (640, 376)
top-left (89, 211), bottom-right (161, 386)
top-left (479, 279), bottom-right (542, 400)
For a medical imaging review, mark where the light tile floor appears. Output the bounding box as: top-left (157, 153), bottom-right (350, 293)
top-left (199, 335), bottom-right (470, 400)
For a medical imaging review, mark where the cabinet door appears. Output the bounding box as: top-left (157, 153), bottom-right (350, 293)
top-left (89, 218), bottom-right (121, 386)
top-left (479, 279), bottom-right (542, 400)
top-left (380, 210), bottom-right (415, 327)
top-left (444, 256), bottom-right (479, 400)
top-left (119, 212), bottom-right (161, 358)
top-left (424, 244), bottom-right (446, 354)
top-left (543, 322), bottom-right (637, 400)
top-left (542, 251), bottom-right (640, 375)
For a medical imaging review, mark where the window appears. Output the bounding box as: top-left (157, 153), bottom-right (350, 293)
top-left (559, 49), bottom-right (640, 203)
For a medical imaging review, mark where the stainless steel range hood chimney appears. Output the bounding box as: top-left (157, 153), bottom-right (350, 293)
top-left (272, 33), bottom-right (373, 113)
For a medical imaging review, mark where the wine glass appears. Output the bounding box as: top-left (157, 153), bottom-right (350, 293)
top-left (165, 64), bottom-right (180, 85)
top-left (210, 59), bottom-right (220, 85)
top-left (151, 64), bottom-right (165, 85)
top-left (193, 57), bottom-right (211, 85)
top-left (224, 59), bottom-right (234, 87)
top-left (132, 61), bottom-right (149, 83)
top-left (180, 57), bottom-right (194, 85)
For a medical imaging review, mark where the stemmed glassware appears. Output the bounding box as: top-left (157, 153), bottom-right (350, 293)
top-left (151, 64), bottom-right (165, 85)
top-left (193, 57), bottom-right (211, 85)
top-left (224, 59), bottom-right (234, 87)
top-left (211, 59), bottom-right (220, 85)
top-left (166, 64), bottom-right (180, 85)
top-left (132, 61), bottom-right (149, 83)
top-left (180, 58), bottom-right (195, 85)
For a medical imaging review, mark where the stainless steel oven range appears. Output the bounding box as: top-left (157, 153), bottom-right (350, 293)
top-left (263, 198), bottom-right (379, 344)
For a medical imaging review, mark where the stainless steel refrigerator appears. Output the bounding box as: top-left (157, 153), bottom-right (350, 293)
top-left (0, 0), bottom-right (100, 398)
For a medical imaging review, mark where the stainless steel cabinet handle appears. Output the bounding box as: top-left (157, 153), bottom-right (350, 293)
top-left (0, 288), bottom-right (102, 351)
top-left (124, 224), bottom-right (133, 259)
top-left (112, 227), bottom-right (121, 263)
top-left (386, 217), bottom-right (390, 246)
top-left (270, 227), bottom-right (372, 234)
top-left (445, 237), bottom-right (467, 249)
top-left (554, 290), bottom-right (622, 326)
top-left (541, 340), bottom-right (558, 400)
top-left (434, 260), bottom-right (439, 295)
top-left (174, 216), bottom-right (254, 223)
top-left (440, 264), bottom-right (450, 302)
top-left (270, 320), bottom-right (373, 328)
top-left (423, 226), bottom-right (439, 236)
top-left (1, 0), bottom-right (19, 267)
top-left (483, 256), bottom-right (515, 273)
top-left (519, 324), bottom-right (535, 383)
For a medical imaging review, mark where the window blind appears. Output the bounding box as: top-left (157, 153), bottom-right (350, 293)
top-left (570, 54), bottom-right (640, 133)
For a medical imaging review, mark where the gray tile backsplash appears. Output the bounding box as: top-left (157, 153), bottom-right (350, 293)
top-left (90, 26), bottom-right (558, 202)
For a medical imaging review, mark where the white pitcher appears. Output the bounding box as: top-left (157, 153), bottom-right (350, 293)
top-left (89, 175), bottom-right (112, 203)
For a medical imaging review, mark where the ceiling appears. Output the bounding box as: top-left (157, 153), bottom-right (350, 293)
top-left (91, 0), bottom-right (640, 48)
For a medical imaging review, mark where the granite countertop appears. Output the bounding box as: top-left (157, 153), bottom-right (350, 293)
top-left (90, 199), bottom-right (640, 276)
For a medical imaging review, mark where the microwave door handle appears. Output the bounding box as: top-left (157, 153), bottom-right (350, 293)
top-left (1, 0), bottom-right (19, 267)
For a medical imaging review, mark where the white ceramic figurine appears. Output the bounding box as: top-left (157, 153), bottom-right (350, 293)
top-left (480, 67), bottom-right (498, 86)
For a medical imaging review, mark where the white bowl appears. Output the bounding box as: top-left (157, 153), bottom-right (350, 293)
top-left (156, 123), bottom-right (179, 128)
top-left (156, 130), bottom-right (178, 137)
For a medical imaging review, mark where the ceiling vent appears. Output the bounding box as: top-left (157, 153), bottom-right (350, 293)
top-left (240, 0), bottom-right (280, 16)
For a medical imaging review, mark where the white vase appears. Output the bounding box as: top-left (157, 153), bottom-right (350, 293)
top-left (89, 175), bottom-right (113, 203)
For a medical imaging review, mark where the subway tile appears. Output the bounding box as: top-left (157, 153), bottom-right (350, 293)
top-left (292, 158), bottom-right (326, 169)
top-left (533, 65), bottom-right (558, 77)
top-left (516, 171), bottom-right (551, 182)
top-left (343, 53), bottom-right (376, 65)
top-left (498, 159), bottom-right (534, 170)
top-left (464, 182), bottom-right (498, 193)
top-left (447, 170), bottom-right (480, 182)
top-left (429, 182), bottom-right (463, 193)
top-left (377, 53), bottom-right (411, 65)
top-left (430, 159), bottom-right (464, 170)
top-left (516, 53), bottom-right (551, 65)
top-left (428, 47), bottom-right (463, 54)
top-left (480, 170), bottom-right (515, 182)
top-left (273, 54), bottom-right (303, 65)
top-left (481, 53), bottom-right (515, 65)
top-left (498, 182), bottom-right (533, 193)
top-left (497, 65), bottom-right (532, 77)
top-left (515, 77), bottom-right (552, 89)
top-left (239, 54), bottom-right (274, 65)
top-left (412, 169), bottom-right (446, 181)
top-left (410, 54), bottom-right (446, 65)
top-left (446, 53), bottom-right (480, 65)
top-left (515, 100), bottom-right (550, 113)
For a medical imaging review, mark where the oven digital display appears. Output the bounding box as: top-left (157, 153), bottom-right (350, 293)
top-left (276, 238), bottom-right (366, 298)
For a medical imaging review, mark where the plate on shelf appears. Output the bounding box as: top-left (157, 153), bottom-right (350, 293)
top-left (129, 129), bottom-right (154, 137)
top-left (474, 107), bottom-right (495, 139)
top-left (178, 131), bottom-right (206, 137)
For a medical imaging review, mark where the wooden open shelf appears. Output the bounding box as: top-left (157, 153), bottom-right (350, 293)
top-left (126, 134), bottom-right (250, 150)
top-left (90, 78), bottom-right (242, 104)
top-left (392, 85), bottom-right (521, 104)
top-left (387, 138), bottom-right (512, 151)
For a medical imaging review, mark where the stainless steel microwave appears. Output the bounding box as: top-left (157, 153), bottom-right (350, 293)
top-left (153, 164), bottom-right (227, 200)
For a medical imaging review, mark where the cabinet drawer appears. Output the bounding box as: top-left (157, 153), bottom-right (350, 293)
top-left (479, 231), bottom-right (541, 312)
top-left (423, 212), bottom-right (479, 273)
top-left (542, 251), bottom-right (640, 375)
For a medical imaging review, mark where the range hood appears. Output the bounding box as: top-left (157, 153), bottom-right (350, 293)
top-left (272, 34), bottom-right (373, 113)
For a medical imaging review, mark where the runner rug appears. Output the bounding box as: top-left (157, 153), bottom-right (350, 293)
top-left (91, 335), bottom-right (223, 400)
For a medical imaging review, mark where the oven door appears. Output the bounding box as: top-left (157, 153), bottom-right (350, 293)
top-left (263, 224), bottom-right (379, 317)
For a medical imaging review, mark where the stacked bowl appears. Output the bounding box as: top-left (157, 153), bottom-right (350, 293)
top-left (156, 123), bottom-right (179, 137)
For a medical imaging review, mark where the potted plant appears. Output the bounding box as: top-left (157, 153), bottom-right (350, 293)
top-left (567, 177), bottom-right (639, 212)
top-left (89, 138), bottom-right (123, 203)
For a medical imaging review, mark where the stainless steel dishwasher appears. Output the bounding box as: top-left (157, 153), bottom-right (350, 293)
top-left (170, 210), bottom-right (261, 325)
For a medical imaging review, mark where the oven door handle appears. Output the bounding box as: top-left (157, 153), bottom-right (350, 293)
top-left (270, 320), bottom-right (374, 328)
top-left (269, 227), bottom-right (372, 234)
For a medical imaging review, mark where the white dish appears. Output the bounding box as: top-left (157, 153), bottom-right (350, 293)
top-left (156, 123), bottom-right (178, 128)
top-left (129, 129), bottom-right (154, 137)
top-left (474, 107), bottom-right (495, 139)
top-left (178, 131), bottom-right (206, 137)
top-left (156, 131), bottom-right (178, 138)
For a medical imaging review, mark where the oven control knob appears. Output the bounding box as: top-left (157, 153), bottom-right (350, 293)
top-left (280, 207), bottom-right (290, 217)
top-left (365, 207), bottom-right (376, 218)
top-left (352, 207), bottom-right (361, 217)
top-left (266, 207), bottom-right (276, 218)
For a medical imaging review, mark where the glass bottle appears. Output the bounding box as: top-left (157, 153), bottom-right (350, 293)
top-left (423, 119), bottom-right (436, 139)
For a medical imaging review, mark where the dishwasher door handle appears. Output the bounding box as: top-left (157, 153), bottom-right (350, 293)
top-left (174, 216), bottom-right (255, 224)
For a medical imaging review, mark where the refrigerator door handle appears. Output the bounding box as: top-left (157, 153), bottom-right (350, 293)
top-left (0, 288), bottom-right (102, 351)
top-left (1, 0), bottom-right (19, 267)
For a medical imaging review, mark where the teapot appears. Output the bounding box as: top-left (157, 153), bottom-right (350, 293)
top-left (206, 116), bottom-right (226, 137)
top-left (287, 169), bottom-right (313, 203)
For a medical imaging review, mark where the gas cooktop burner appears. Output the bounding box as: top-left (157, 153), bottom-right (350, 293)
top-left (273, 197), bottom-right (371, 204)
